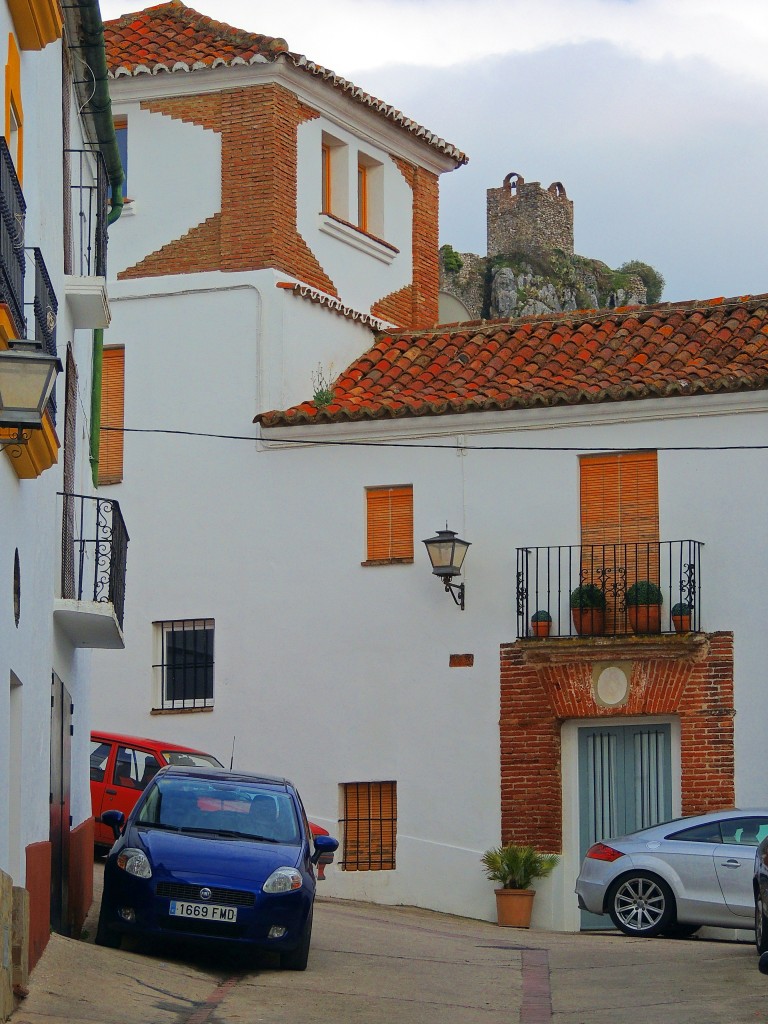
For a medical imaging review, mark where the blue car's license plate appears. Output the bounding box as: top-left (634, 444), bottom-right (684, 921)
top-left (169, 901), bottom-right (238, 922)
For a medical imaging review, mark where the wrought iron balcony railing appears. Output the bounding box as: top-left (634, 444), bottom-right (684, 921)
top-left (60, 493), bottom-right (129, 629)
top-left (0, 136), bottom-right (26, 335)
top-left (516, 540), bottom-right (703, 639)
top-left (25, 246), bottom-right (58, 422)
top-left (66, 149), bottom-right (108, 277)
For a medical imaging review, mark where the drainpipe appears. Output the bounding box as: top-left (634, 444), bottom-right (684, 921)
top-left (67, 0), bottom-right (125, 484)
top-left (90, 328), bottom-right (104, 484)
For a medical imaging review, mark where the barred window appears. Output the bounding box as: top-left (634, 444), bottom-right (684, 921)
top-left (153, 619), bottom-right (214, 710)
top-left (341, 781), bottom-right (396, 871)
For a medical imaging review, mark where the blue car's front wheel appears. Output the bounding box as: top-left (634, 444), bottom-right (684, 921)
top-left (95, 903), bottom-right (122, 949)
top-left (280, 906), bottom-right (312, 971)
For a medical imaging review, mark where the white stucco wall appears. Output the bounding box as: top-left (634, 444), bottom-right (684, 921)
top-left (108, 102), bottom-right (221, 277)
top-left (0, 27), bottom-right (105, 889)
top-left (296, 117), bottom-right (413, 310)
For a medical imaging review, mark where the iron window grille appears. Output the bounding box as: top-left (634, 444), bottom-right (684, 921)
top-left (154, 619), bottom-right (214, 710)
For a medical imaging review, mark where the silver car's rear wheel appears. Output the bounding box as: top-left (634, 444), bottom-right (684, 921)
top-left (607, 873), bottom-right (674, 937)
top-left (755, 894), bottom-right (768, 954)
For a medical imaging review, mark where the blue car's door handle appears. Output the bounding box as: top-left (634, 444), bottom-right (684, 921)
top-left (721, 859), bottom-right (742, 868)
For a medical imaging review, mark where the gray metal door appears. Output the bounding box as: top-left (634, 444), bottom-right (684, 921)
top-left (578, 723), bottom-right (672, 929)
top-left (50, 673), bottom-right (72, 936)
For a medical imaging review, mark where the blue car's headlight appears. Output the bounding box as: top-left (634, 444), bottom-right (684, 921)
top-left (116, 848), bottom-right (152, 879)
top-left (263, 867), bottom-right (302, 893)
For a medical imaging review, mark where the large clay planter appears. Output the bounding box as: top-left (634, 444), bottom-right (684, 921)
top-left (627, 604), bottom-right (661, 634)
top-left (494, 888), bottom-right (535, 928)
top-left (571, 608), bottom-right (605, 636)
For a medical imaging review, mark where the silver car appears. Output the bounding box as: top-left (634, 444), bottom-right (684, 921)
top-left (575, 809), bottom-right (768, 937)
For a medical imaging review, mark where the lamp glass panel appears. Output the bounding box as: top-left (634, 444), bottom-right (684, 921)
top-left (0, 353), bottom-right (57, 423)
top-left (425, 538), bottom-right (455, 569)
top-left (452, 539), bottom-right (470, 572)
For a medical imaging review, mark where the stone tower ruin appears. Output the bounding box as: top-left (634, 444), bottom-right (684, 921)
top-left (487, 172), bottom-right (574, 260)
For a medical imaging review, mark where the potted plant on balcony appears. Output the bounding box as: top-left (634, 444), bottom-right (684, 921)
top-left (481, 843), bottom-right (559, 928)
top-left (671, 601), bottom-right (692, 633)
top-left (625, 580), bottom-right (663, 634)
top-left (569, 583), bottom-right (607, 636)
top-left (530, 610), bottom-right (552, 638)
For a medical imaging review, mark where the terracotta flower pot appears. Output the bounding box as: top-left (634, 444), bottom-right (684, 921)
top-left (531, 620), bottom-right (551, 638)
top-left (571, 608), bottom-right (605, 636)
top-left (627, 604), bottom-right (661, 634)
top-left (494, 888), bottom-right (535, 928)
top-left (672, 614), bottom-right (691, 633)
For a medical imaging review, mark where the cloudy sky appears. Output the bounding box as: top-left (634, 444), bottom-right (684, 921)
top-left (98, 0), bottom-right (768, 304)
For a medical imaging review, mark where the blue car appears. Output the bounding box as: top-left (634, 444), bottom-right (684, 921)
top-left (96, 766), bottom-right (338, 970)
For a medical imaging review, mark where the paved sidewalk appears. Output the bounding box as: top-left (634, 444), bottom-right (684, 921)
top-left (9, 872), bottom-right (768, 1024)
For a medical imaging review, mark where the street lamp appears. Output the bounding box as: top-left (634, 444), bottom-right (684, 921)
top-left (423, 527), bottom-right (471, 611)
top-left (0, 340), bottom-right (62, 446)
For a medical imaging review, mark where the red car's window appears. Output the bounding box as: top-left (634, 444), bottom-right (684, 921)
top-left (114, 746), bottom-right (161, 790)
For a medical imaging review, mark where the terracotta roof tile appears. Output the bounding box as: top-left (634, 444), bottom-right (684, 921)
top-left (257, 293), bottom-right (768, 428)
top-left (103, 2), bottom-right (467, 166)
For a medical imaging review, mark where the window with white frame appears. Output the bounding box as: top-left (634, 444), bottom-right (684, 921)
top-left (320, 133), bottom-right (384, 240)
top-left (153, 618), bottom-right (214, 710)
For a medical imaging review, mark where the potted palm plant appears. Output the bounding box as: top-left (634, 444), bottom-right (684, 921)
top-left (569, 583), bottom-right (607, 636)
top-left (625, 580), bottom-right (663, 634)
top-left (671, 601), bottom-right (691, 633)
top-left (481, 843), bottom-right (559, 928)
top-left (530, 610), bottom-right (552, 638)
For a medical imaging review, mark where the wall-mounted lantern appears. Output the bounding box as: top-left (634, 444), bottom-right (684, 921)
top-left (423, 527), bottom-right (471, 611)
top-left (0, 340), bottom-right (62, 447)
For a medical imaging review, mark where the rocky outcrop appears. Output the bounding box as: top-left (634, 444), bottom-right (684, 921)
top-left (440, 248), bottom-right (649, 322)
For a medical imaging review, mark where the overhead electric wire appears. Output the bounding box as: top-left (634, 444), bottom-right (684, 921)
top-left (100, 425), bottom-right (768, 452)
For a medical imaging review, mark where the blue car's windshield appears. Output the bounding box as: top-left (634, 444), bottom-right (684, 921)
top-left (137, 777), bottom-right (301, 845)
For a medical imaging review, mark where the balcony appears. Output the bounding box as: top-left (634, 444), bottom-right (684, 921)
top-left (53, 493), bottom-right (129, 649)
top-left (24, 246), bottom-right (58, 421)
top-left (0, 136), bottom-right (26, 337)
top-left (516, 540), bottom-right (703, 640)
top-left (64, 149), bottom-right (110, 328)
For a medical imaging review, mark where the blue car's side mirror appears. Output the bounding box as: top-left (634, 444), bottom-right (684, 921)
top-left (311, 834), bottom-right (339, 864)
top-left (99, 808), bottom-right (126, 840)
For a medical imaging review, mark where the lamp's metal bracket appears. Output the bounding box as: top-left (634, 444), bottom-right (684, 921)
top-left (0, 427), bottom-right (30, 450)
top-left (443, 578), bottom-right (465, 611)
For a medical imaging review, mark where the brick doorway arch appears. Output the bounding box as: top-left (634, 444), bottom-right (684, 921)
top-left (499, 632), bottom-right (735, 853)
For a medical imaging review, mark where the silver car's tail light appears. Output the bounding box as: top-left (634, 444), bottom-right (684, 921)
top-left (586, 843), bottom-right (624, 862)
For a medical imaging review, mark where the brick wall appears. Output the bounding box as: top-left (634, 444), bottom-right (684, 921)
top-left (499, 633), bottom-right (735, 853)
top-left (118, 84), bottom-right (337, 295)
top-left (371, 156), bottom-right (439, 329)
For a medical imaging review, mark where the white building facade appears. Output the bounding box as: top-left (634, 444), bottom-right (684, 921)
top-left (0, 0), bottom-right (125, 1009)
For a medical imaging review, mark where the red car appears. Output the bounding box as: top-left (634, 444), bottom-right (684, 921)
top-left (89, 732), bottom-right (334, 875)
top-left (90, 731), bottom-right (223, 850)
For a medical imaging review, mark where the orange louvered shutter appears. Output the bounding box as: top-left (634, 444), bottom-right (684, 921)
top-left (580, 452), bottom-right (659, 625)
top-left (342, 782), bottom-right (397, 871)
top-left (366, 486), bottom-right (413, 562)
top-left (99, 347), bottom-right (124, 485)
